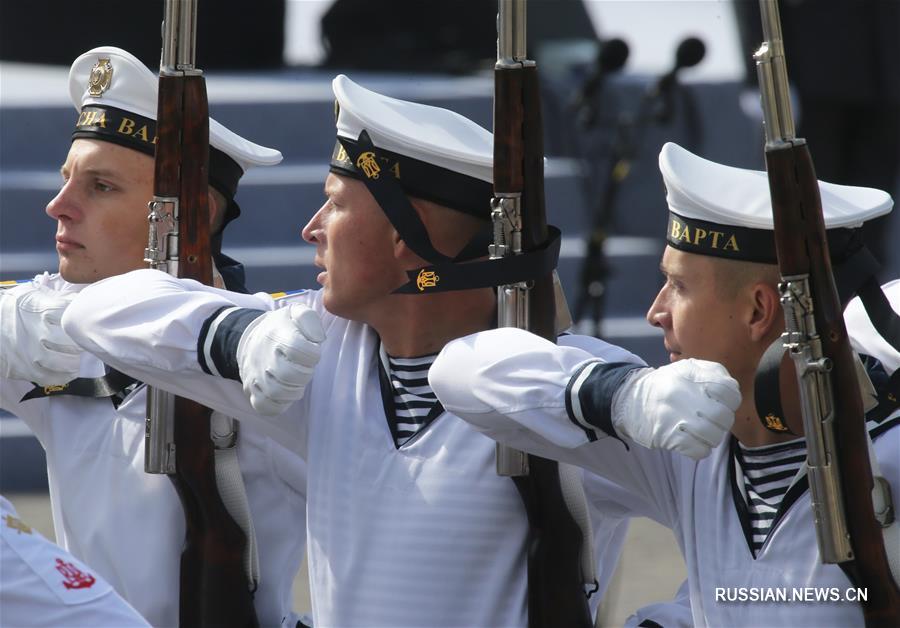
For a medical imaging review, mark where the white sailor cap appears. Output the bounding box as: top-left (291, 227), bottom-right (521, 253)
top-left (68, 46), bottom-right (282, 224)
top-left (659, 142), bottom-right (893, 263)
top-left (328, 74), bottom-right (493, 218)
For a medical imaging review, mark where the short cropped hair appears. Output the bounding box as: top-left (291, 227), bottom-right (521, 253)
top-left (712, 257), bottom-right (782, 299)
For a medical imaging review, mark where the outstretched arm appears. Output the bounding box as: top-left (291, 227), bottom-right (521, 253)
top-left (62, 269), bottom-right (322, 448)
top-left (430, 328), bottom-right (740, 500)
top-left (1, 279), bottom-right (80, 387)
top-left (0, 276), bottom-right (83, 442)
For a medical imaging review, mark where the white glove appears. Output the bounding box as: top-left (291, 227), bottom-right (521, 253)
top-left (0, 287), bottom-right (81, 385)
top-left (611, 359), bottom-right (741, 460)
top-left (236, 304), bottom-right (325, 416)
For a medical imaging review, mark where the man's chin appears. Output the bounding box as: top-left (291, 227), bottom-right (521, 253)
top-left (57, 261), bottom-right (77, 283)
top-left (58, 261), bottom-right (96, 285)
top-left (320, 290), bottom-right (343, 318)
top-left (322, 290), bottom-right (375, 325)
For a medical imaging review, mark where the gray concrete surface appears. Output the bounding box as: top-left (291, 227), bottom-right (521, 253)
top-left (6, 492), bottom-right (685, 626)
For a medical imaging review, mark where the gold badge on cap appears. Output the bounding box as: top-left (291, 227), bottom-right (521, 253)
top-left (88, 58), bottom-right (113, 97)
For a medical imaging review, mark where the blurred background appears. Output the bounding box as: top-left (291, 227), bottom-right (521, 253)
top-left (1, 0), bottom-right (897, 623)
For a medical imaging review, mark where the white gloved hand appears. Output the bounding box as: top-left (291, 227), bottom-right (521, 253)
top-left (611, 359), bottom-right (741, 460)
top-left (0, 287), bottom-right (81, 385)
top-left (236, 304), bottom-right (325, 416)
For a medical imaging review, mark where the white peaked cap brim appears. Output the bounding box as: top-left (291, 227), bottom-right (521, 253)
top-left (332, 74), bottom-right (493, 183)
top-left (69, 46), bottom-right (282, 171)
top-left (659, 142), bottom-right (892, 230)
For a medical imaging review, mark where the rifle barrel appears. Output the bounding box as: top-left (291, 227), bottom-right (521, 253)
top-left (497, 0), bottom-right (527, 65)
top-left (755, 0), bottom-right (795, 145)
top-left (162, 0), bottom-right (198, 72)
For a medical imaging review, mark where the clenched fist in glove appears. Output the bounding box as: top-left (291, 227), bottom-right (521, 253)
top-left (236, 304), bottom-right (325, 416)
top-left (611, 359), bottom-right (741, 460)
top-left (1, 286), bottom-right (81, 385)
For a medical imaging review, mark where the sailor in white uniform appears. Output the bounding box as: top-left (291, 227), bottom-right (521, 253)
top-left (0, 47), bottom-right (308, 628)
top-left (0, 495), bottom-right (150, 627)
top-left (58, 77), bottom-right (739, 626)
top-left (428, 143), bottom-right (900, 626)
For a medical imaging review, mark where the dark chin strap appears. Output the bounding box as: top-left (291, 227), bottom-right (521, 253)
top-left (20, 367), bottom-right (138, 409)
top-left (754, 338), bottom-right (797, 435)
top-left (394, 226), bottom-right (561, 294)
top-left (338, 131), bottom-right (561, 294)
top-left (338, 132), bottom-right (454, 265)
top-left (212, 232), bottom-right (249, 294)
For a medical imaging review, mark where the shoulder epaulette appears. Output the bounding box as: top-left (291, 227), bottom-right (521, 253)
top-left (269, 289), bottom-right (309, 300)
top-left (0, 279), bottom-right (32, 290)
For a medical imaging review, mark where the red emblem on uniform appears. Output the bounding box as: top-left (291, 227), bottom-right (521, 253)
top-left (55, 558), bottom-right (96, 590)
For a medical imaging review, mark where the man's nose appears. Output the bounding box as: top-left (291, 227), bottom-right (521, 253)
top-left (46, 181), bottom-right (82, 222)
top-left (301, 206), bottom-right (326, 244)
top-left (646, 294), bottom-right (670, 329)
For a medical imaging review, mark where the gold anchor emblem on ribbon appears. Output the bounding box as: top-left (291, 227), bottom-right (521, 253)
top-left (356, 151), bottom-right (381, 179)
top-left (416, 269), bottom-right (440, 291)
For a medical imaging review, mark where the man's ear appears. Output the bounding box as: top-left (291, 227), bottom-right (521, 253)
top-left (748, 282), bottom-right (782, 342)
top-left (393, 232), bottom-right (426, 269)
top-left (392, 227), bottom-right (407, 256)
top-left (207, 189), bottom-right (223, 232)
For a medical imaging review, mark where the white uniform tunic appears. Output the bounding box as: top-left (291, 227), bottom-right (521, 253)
top-left (62, 268), bottom-right (636, 627)
top-left (429, 327), bottom-right (900, 627)
top-left (0, 494), bottom-right (149, 627)
top-left (1, 273), bottom-right (309, 628)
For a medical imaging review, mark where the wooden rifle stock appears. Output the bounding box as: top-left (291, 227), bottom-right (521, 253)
top-left (493, 4), bottom-right (592, 623)
top-left (767, 143), bottom-right (900, 626)
top-left (152, 36), bottom-right (258, 628)
top-left (494, 64), bottom-right (556, 339)
top-left (519, 66), bottom-right (556, 342)
top-left (755, 1), bottom-right (900, 621)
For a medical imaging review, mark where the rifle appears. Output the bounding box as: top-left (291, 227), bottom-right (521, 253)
top-left (491, 1), bottom-right (593, 625)
top-left (144, 1), bottom-right (258, 625)
top-left (755, 1), bottom-right (900, 625)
